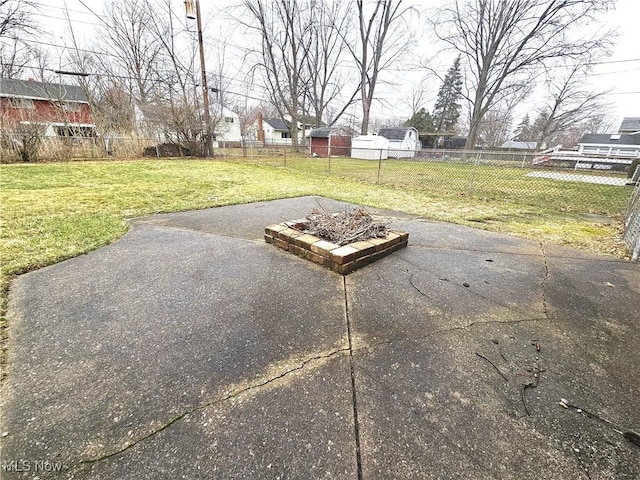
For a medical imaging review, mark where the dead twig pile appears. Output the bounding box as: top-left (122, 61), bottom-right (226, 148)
top-left (302, 207), bottom-right (389, 246)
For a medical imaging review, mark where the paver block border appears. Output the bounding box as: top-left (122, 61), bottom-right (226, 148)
top-left (264, 222), bottom-right (408, 275)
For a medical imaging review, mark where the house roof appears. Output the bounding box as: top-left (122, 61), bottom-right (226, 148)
top-left (0, 77), bottom-right (88, 103)
top-left (299, 115), bottom-right (326, 127)
top-left (378, 127), bottom-right (416, 141)
top-left (263, 118), bottom-right (291, 131)
top-left (619, 117), bottom-right (640, 133)
top-left (501, 140), bottom-right (537, 150)
top-left (578, 133), bottom-right (640, 146)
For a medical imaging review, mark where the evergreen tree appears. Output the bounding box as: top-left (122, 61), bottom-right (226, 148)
top-left (531, 110), bottom-right (551, 146)
top-left (404, 108), bottom-right (434, 133)
top-left (513, 114), bottom-right (533, 141)
top-left (432, 56), bottom-right (463, 134)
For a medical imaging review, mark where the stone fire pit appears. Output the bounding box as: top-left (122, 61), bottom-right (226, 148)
top-left (264, 212), bottom-right (408, 275)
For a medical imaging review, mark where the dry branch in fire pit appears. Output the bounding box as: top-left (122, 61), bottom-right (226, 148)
top-left (300, 207), bottom-right (389, 246)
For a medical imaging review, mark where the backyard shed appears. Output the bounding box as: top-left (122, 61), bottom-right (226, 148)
top-left (378, 127), bottom-right (420, 158)
top-left (309, 127), bottom-right (352, 157)
top-left (351, 135), bottom-right (389, 160)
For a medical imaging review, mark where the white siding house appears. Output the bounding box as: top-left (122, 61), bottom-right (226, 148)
top-left (377, 127), bottom-right (420, 158)
top-left (214, 108), bottom-right (242, 144)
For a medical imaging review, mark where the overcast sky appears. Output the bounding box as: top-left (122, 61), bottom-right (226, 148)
top-left (28, 0), bottom-right (640, 131)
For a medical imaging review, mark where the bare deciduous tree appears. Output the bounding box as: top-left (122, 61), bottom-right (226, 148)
top-left (302, 0), bottom-right (356, 127)
top-left (238, 0), bottom-right (314, 148)
top-left (0, 0), bottom-right (38, 78)
top-left (433, 0), bottom-right (615, 149)
top-left (476, 106), bottom-right (513, 148)
top-left (350, 0), bottom-right (414, 134)
top-left (97, 0), bottom-right (163, 106)
top-left (532, 61), bottom-right (609, 149)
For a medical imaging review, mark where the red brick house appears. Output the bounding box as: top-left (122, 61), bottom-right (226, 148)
top-left (0, 77), bottom-right (95, 137)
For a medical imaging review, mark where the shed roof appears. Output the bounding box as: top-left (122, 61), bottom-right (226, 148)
top-left (0, 77), bottom-right (88, 103)
top-left (378, 127), bottom-right (415, 141)
top-left (619, 117), bottom-right (640, 133)
top-left (578, 133), bottom-right (640, 146)
top-left (309, 127), bottom-right (350, 138)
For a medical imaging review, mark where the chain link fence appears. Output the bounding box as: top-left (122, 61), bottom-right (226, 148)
top-left (222, 146), bottom-right (634, 206)
top-left (221, 145), bottom-right (639, 258)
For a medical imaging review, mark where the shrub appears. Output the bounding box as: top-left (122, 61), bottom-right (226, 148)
top-left (142, 143), bottom-right (193, 158)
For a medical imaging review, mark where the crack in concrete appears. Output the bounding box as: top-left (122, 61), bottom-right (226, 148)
top-left (399, 254), bottom-right (548, 320)
top-left (343, 276), bottom-right (364, 480)
top-left (540, 242), bottom-right (550, 319)
top-left (77, 347), bottom-right (349, 470)
top-left (354, 317), bottom-right (549, 356)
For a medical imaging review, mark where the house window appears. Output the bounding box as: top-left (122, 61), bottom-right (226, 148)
top-left (281, 131), bottom-right (291, 138)
top-left (9, 98), bottom-right (34, 109)
top-left (62, 102), bottom-right (81, 113)
top-left (54, 125), bottom-right (96, 137)
top-left (224, 116), bottom-right (234, 123)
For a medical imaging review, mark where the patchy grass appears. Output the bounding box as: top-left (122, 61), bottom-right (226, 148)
top-left (0, 158), bottom-right (633, 370)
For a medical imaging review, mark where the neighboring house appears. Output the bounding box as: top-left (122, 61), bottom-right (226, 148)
top-left (377, 127), bottom-right (420, 158)
top-left (0, 77), bottom-right (95, 137)
top-left (308, 127), bottom-right (352, 157)
top-left (577, 133), bottom-right (640, 158)
top-left (533, 135), bottom-right (639, 171)
top-left (298, 115), bottom-right (326, 139)
top-left (351, 134), bottom-right (389, 160)
top-left (619, 117), bottom-right (640, 135)
top-left (214, 107), bottom-right (242, 145)
top-left (500, 140), bottom-right (537, 151)
top-left (261, 117), bottom-right (293, 144)
top-left (250, 113), bottom-right (326, 145)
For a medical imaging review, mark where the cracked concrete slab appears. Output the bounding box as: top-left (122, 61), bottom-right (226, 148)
top-left (1, 196), bottom-right (638, 479)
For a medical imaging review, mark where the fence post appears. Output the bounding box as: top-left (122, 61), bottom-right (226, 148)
top-left (377, 148), bottom-right (382, 184)
top-left (468, 150), bottom-right (480, 196)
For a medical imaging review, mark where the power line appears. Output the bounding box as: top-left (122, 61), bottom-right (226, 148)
top-left (30, 0), bottom-right (97, 18)
top-left (591, 67), bottom-right (640, 76)
top-left (592, 57), bottom-right (640, 65)
top-left (28, 11), bottom-right (103, 28)
top-left (604, 91), bottom-right (640, 95)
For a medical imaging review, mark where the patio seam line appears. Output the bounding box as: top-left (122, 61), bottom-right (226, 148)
top-left (343, 276), bottom-right (363, 480)
top-left (404, 243), bottom-right (544, 257)
top-left (77, 347), bottom-right (350, 469)
top-left (407, 243), bottom-right (631, 264)
top-left (129, 221), bottom-right (263, 243)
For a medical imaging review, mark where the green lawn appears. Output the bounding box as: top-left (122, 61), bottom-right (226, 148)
top-left (0, 157), bottom-right (634, 367)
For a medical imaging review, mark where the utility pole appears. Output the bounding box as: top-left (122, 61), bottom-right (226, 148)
top-left (185, 0), bottom-right (212, 157)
